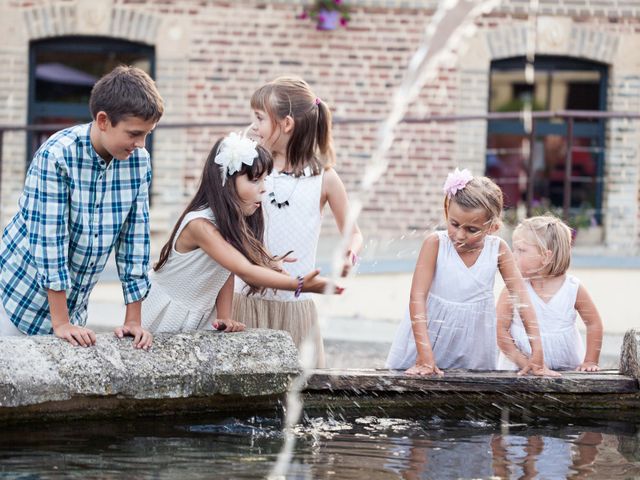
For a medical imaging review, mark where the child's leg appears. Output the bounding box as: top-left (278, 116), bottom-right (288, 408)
top-left (0, 302), bottom-right (24, 336)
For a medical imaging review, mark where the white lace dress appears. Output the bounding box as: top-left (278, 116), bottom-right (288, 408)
top-left (142, 208), bottom-right (231, 333)
top-left (233, 167), bottom-right (325, 366)
top-left (386, 231), bottom-right (501, 370)
top-left (497, 275), bottom-right (585, 370)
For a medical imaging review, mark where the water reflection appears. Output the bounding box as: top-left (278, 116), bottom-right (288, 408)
top-left (0, 415), bottom-right (639, 479)
top-left (386, 426), bottom-right (640, 479)
top-left (490, 432), bottom-right (600, 479)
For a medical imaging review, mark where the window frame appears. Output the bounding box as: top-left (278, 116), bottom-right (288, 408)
top-left (486, 55), bottom-right (608, 224)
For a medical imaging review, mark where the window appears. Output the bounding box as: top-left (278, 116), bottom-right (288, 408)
top-left (28, 37), bottom-right (155, 162)
top-left (486, 56), bottom-right (607, 227)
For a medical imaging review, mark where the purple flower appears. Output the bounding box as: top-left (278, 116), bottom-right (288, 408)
top-left (335, 0), bottom-right (342, 4)
top-left (298, 10), bottom-right (308, 19)
top-left (443, 168), bottom-right (474, 198)
top-left (340, 17), bottom-right (348, 26)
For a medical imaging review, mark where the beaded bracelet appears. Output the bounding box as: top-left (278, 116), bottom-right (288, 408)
top-left (294, 275), bottom-right (304, 298)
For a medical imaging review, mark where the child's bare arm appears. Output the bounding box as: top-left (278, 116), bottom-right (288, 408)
top-left (215, 274), bottom-right (234, 319)
top-left (575, 284), bottom-right (603, 371)
top-left (405, 234), bottom-right (442, 376)
top-left (495, 287), bottom-right (529, 369)
top-left (188, 220), bottom-right (342, 294)
top-left (211, 273), bottom-right (245, 333)
top-left (323, 168), bottom-right (363, 277)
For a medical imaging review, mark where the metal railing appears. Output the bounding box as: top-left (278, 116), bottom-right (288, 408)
top-left (1, 110), bottom-right (639, 222)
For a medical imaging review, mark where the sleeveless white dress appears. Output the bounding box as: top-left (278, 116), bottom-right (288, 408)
top-left (142, 208), bottom-right (231, 333)
top-left (386, 231), bottom-right (501, 370)
top-left (233, 167), bottom-right (325, 366)
top-left (497, 275), bottom-right (585, 370)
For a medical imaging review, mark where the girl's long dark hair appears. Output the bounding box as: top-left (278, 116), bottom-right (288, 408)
top-left (154, 138), bottom-right (276, 295)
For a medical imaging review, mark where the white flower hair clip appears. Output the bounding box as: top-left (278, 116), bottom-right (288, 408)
top-left (214, 132), bottom-right (258, 185)
top-left (443, 168), bottom-right (473, 198)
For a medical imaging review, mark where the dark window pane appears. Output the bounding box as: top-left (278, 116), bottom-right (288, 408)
top-left (486, 134), bottom-right (527, 208)
top-left (28, 37), bottom-right (155, 166)
top-left (34, 51), bottom-right (151, 104)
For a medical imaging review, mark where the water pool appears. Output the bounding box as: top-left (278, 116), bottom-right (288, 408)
top-left (1, 411), bottom-right (638, 479)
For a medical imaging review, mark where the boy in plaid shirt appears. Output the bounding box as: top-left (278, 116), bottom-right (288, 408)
top-left (0, 65), bottom-right (164, 349)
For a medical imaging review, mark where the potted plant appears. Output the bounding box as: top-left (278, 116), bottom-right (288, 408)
top-left (299, 0), bottom-right (351, 30)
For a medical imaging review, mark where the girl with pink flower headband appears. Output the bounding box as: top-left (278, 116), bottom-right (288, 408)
top-left (386, 168), bottom-right (557, 377)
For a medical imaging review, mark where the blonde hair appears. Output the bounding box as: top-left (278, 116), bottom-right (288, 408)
top-left (444, 176), bottom-right (504, 227)
top-left (250, 76), bottom-right (335, 176)
top-left (514, 215), bottom-right (573, 276)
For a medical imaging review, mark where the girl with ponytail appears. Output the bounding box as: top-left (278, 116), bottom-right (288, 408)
top-left (234, 76), bottom-right (363, 367)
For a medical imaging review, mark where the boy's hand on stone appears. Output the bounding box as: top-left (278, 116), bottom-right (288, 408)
top-left (114, 323), bottom-right (153, 350)
top-left (54, 323), bottom-right (97, 347)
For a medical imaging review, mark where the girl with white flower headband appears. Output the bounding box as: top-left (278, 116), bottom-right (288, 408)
top-left (141, 133), bottom-right (341, 336)
top-left (233, 76), bottom-right (363, 368)
top-left (386, 169), bottom-right (556, 377)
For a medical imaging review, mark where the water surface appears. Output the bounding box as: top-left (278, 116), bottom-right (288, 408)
top-left (1, 413), bottom-right (638, 479)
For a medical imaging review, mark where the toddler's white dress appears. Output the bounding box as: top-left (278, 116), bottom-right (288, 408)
top-left (142, 208), bottom-right (231, 333)
top-left (497, 275), bottom-right (585, 370)
top-left (386, 231), bottom-right (501, 370)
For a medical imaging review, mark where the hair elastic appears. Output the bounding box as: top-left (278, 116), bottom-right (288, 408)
top-left (314, 97), bottom-right (321, 105)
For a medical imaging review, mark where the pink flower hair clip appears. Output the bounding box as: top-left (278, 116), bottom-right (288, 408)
top-left (443, 168), bottom-right (473, 198)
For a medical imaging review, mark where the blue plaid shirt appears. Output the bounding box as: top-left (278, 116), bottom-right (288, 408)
top-left (0, 123), bottom-right (151, 335)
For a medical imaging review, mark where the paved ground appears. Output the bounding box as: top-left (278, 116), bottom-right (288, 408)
top-left (88, 236), bottom-right (638, 370)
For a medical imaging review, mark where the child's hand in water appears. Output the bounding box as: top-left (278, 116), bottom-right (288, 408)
top-left (577, 361), bottom-right (600, 372)
top-left (517, 361), bottom-right (561, 377)
top-left (213, 319), bottom-right (246, 333)
top-left (300, 269), bottom-right (344, 295)
top-left (405, 362), bottom-right (444, 377)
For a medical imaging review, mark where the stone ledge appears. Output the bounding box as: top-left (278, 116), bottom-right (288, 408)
top-left (0, 330), bottom-right (300, 414)
top-left (621, 328), bottom-right (640, 380)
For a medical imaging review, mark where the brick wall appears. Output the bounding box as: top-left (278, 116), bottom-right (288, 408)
top-left (1, 0), bottom-right (639, 252)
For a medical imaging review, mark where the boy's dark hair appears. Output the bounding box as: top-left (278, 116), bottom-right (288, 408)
top-left (89, 65), bottom-right (164, 125)
top-left (155, 138), bottom-right (278, 295)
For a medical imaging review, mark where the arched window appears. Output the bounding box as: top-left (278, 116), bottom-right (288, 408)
top-left (486, 56), bottom-right (607, 228)
top-left (28, 36), bottom-right (155, 161)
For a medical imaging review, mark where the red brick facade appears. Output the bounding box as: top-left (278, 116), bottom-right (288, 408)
top-left (1, 0), bottom-right (639, 251)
